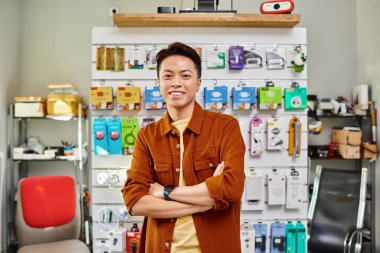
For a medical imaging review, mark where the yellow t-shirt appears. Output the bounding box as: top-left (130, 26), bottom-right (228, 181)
top-left (170, 117), bottom-right (201, 253)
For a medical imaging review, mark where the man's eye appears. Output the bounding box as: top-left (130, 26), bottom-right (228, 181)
top-left (163, 75), bottom-right (173, 79)
top-left (183, 74), bottom-right (191, 78)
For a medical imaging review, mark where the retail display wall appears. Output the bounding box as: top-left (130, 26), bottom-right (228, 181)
top-left (90, 27), bottom-right (308, 253)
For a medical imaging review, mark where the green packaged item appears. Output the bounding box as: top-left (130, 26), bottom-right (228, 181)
top-left (296, 221), bottom-right (306, 253)
top-left (285, 221), bottom-right (296, 253)
top-left (258, 82), bottom-right (282, 110)
top-left (284, 83), bottom-right (307, 110)
top-left (122, 118), bottom-right (139, 155)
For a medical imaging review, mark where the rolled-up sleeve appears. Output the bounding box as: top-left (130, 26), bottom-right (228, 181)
top-left (121, 131), bottom-right (154, 213)
top-left (205, 119), bottom-right (245, 210)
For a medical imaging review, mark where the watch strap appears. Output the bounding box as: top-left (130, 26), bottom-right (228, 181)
top-left (163, 184), bottom-right (176, 201)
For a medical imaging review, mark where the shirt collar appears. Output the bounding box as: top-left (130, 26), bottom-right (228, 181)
top-left (160, 101), bottom-right (204, 136)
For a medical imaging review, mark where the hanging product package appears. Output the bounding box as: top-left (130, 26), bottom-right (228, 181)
top-left (89, 86), bottom-right (114, 110)
top-left (117, 86), bottom-right (141, 111)
top-left (207, 47), bottom-right (225, 69)
top-left (232, 86), bottom-right (256, 110)
top-left (204, 85), bottom-right (228, 110)
top-left (121, 118), bottom-right (139, 155)
top-left (229, 45), bottom-right (244, 70)
top-left (288, 117), bottom-right (302, 157)
top-left (111, 47), bottom-right (125, 72)
top-left (244, 47), bottom-right (263, 69)
top-left (258, 81), bottom-right (282, 110)
top-left (107, 118), bottom-right (122, 155)
top-left (250, 116), bottom-right (265, 156)
top-left (145, 86), bottom-right (166, 110)
top-left (253, 223), bottom-right (267, 253)
top-left (270, 222), bottom-right (286, 253)
top-left (284, 83), bottom-right (307, 110)
top-left (93, 117), bottom-right (109, 155)
top-left (240, 221), bottom-right (255, 253)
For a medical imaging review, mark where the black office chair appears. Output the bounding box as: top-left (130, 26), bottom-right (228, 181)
top-left (308, 165), bottom-right (369, 253)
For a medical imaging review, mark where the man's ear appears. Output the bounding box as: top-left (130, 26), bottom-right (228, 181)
top-left (197, 79), bottom-right (201, 90)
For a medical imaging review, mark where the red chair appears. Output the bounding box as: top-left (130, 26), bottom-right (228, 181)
top-left (16, 175), bottom-right (90, 253)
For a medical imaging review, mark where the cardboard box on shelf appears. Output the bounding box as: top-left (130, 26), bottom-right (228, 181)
top-left (333, 128), bottom-right (362, 146)
top-left (47, 94), bottom-right (82, 116)
top-left (338, 144), bottom-right (360, 159)
top-left (14, 97), bottom-right (46, 117)
top-left (363, 142), bottom-right (378, 159)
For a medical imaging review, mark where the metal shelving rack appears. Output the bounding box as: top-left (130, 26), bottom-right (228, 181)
top-left (6, 103), bottom-right (86, 249)
top-left (307, 112), bottom-right (377, 253)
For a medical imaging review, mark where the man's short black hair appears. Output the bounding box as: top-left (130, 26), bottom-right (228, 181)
top-left (156, 42), bottom-right (202, 79)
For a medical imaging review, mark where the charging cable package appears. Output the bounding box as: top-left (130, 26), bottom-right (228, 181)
top-left (241, 221), bottom-right (255, 253)
top-left (271, 222), bottom-right (286, 253)
top-left (258, 82), bottom-right (282, 110)
top-left (266, 47), bottom-right (285, 69)
top-left (267, 118), bottom-right (285, 150)
top-left (93, 117), bottom-right (109, 155)
top-left (107, 118), bottom-right (122, 155)
top-left (253, 223), bottom-right (267, 253)
top-left (296, 221), bottom-right (306, 253)
top-left (244, 47), bottom-right (263, 68)
top-left (207, 47), bottom-right (226, 69)
top-left (285, 221), bottom-right (296, 253)
top-left (250, 116), bottom-right (265, 156)
top-left (121, 118), bottom-right (139, 155)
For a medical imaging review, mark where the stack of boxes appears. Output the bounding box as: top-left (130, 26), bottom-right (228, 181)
top-left (333, 127), bottom-right (362, 159)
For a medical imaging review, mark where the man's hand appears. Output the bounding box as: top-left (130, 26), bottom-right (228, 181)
top-left (149, 182), bottom-right (165, 199)
top-left (213, 161), bottom-right (224, 176)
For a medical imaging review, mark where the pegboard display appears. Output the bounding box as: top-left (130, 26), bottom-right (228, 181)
top-left (91, 27), bottom-right (308, 253)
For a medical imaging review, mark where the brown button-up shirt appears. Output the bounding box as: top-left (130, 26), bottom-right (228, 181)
top-left (122, 102), bottom-right (246, 253)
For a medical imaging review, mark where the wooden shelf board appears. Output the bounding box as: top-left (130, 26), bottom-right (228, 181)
top-left (113, 13), bottom-right (300, 28)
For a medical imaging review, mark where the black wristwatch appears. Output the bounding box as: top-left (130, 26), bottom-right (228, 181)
top-left (163, 184), bottom-right (176, 201)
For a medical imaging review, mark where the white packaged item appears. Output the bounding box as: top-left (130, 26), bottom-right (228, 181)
top-left (267, 173), bottom-right (286, 205)
top-left (243, 174), bottom-right (265, 211)
top-left (286, 174), bottom-right (303, 209)
top-left (14, 102), bottom-right (46, 117)
top-left (109, 228), bottom-right (126, 252)
top-left (267, 118), bottom-right (285, 150)
top-left (13, 148), bottom-right (24, 160)
top-left (241, 222), bottom-right (255, 253)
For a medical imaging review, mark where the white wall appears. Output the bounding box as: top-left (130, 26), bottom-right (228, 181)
top-left (357, 0), bottom-right (380, 251)
top-left (19, 0), bottom-right (358, 100)
top-left (0, 0), bottom-right (21, 251)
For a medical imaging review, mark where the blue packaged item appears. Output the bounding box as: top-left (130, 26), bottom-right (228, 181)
top-left (229, 45), bottom-right (244, 70)
top-left (253, 223), bottom-right (267, 253)
top-left (232, 86), bottom-right (256, 110)
top-left (93, 117), bottom-right (109, 155)
top-left (271, 222), bottom-right (286, 253)
top-left (145, 86), bottom-right (166, 110)
top-left (107, 118), bottom-right (122, 155)
top-left (204, 85), bottom-right (228, 110)
top-left (296, 221), bottom-right (306, 253)
top-left (285, 221), bottom-right (296, 253)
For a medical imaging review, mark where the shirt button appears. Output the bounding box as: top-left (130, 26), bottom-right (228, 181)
top-left (175, 168), bottom-right (180, 173)
top-left (176, 144), bottom-right (180, 149)
top-left (171, 130), bottom-right (176, 135)
top-left (170, 219), bottom-right (175, 222)
top-left (209, 163), bottom-right (214, 167)
top-left (165, 242), bottom-right (170, 248)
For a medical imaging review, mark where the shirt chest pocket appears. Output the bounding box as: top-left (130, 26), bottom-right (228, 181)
top-left (153, 162), bottom-right (171, 186)
top-left (193, 156), bottom-right (219, 182)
